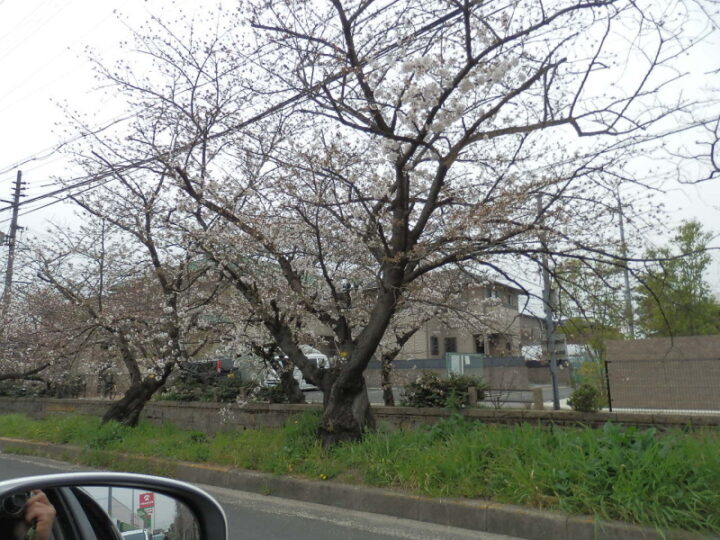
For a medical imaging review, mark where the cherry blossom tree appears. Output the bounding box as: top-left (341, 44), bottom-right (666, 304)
top-left (72, 0), bottom-right (715, 444)
top-left (0, 288), bottom-right (58, 387)
top-left (28, 200), bottom-right (225, 425)
top-left (0, 248), bottom-right (85, 393)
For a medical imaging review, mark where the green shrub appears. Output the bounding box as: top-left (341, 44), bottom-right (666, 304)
top-left (568, 383), bottom-right (602, 412)
top-left (400, 371), bottom-right (486, 408)
top-left (573, 360), bottom-right (608, 406)
top-left (0, 380), bottom-right (44, 397)
top-left (157, 372), bottom-right (252, 402)
top-left (0, 376), bottom-right (85, 398)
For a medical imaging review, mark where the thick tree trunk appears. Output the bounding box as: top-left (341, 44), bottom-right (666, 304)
top-left (380, 357), bottom-right (395, 406)
top-left (279, 369), bottom-right (305, 404)
top-left (317, 371), bottom-right (374, 448)
top-left (101, 378), bottom-right (164, 426)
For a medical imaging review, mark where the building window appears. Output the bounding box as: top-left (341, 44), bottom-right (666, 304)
top-left (430, 336), bottom-right (439, 356)
top-left (444, 337), bottom-right (458, 354)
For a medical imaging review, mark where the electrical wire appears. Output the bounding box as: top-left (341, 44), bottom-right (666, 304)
top-left (0, 2), bottom-right (525, 219)
top-left (0, 109), bottom-right (142, 177)
top-left (0, 0), bottom-right (74, 63)
top-left (0, 8), bottom-right (262, 176)
top-left (0, 7), bottom-right (116, 115)
top-left (0, 0), bottom-right (57, 48)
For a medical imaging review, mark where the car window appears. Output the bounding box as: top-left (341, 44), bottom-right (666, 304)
top-left (71, 488), bottom-right (123, 540)
top-left (44, 489), bottom-right (70, 540)
top-left (55, 487), bottom-right (102, 540)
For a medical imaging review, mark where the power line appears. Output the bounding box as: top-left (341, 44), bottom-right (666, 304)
top-left (0, 0), bottom-right (74, 63)
top-left (0, 0), bottom-right (57, 48)
top-left (0, 154), bottom-right (67, 185)
top-left (0, 7), bottom-right (116, 115)
top-left (0, 16), bottom-right (265, 176)
top-left (0, 0), bottom-right (413, 178)
top-left (0, 63), bottom-right (245, 177)
top-left (0, 170), bottom-right (111, 217)
top-left (1, 181), bottom-right (97, 225)
top-left (0, 2), bottom-right (500, 219)
top-left (0, 109), bottom-right (143, 177)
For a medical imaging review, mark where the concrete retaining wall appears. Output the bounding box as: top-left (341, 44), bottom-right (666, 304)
top-left (1, 397), bottom-right (718, 434)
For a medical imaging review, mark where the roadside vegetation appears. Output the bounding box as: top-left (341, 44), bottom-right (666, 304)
top-left (1, 412), bottom-right (719, 534)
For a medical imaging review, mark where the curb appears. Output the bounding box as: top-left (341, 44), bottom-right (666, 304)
top-left (0, 438), bottom-right (711, 540)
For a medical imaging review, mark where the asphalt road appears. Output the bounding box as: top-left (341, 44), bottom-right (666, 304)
top-left (0, 452), bottom-right (523, 540)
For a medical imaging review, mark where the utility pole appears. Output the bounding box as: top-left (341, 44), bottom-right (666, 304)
top-left (537, 195), bottom-right (560, 410)
top-left (616, 187), bottom-right (635, 338)
top-left (0, 171), bottom-right (27, 340)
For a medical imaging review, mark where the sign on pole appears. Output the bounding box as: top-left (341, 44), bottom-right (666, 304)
top-left (138, 492), bottom-right (155, 509)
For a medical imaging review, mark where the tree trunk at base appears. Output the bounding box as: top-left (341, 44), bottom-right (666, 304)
top-left (382, 384), bottom-right (395, 407)
top-left (317, 375), bottom-right (374, 448)
top-left (101, 379), bottom-right (163, 426)
top-left (279, 369), bottom-right (305, 404)
top-left (380, 359), bottom-right (395, 406)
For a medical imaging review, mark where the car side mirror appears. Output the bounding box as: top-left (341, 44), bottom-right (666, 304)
top-left (0, 472), bottom-right (227, 540)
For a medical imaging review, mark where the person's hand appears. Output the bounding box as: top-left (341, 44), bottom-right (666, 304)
top-left (22, 490), bottom-right (55, 540)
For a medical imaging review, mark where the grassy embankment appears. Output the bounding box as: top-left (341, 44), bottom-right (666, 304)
top-left (0, 412), bottom-right (718, 534)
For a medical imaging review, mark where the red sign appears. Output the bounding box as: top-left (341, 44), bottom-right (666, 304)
top-left (138, 492), bottom-right (155, 509)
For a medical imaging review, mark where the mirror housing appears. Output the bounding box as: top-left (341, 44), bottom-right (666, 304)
top-left (0, 472), bottom-right (227, 540)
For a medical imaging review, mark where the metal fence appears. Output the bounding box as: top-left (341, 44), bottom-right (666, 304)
top-left (365, 355), bottom-right (524, 373)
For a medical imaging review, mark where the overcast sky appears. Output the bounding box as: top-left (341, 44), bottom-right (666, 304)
top-left (0, 0), bottom-right (718, 294)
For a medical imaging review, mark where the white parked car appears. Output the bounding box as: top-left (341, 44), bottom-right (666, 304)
top-left (264, 345), bottom-right (329, 390)
top-left (122, 530), bottom-right (151, 540)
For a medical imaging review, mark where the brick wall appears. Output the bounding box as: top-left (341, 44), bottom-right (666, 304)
top-left (606, 335), bottom-right (720, 410)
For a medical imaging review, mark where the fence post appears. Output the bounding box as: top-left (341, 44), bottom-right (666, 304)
top-left (467, 386), bottom-right (478, 407)
top-left (604, 360), bottom-right (613, 412)
top-left (532, 388), bottom-right (544, 410)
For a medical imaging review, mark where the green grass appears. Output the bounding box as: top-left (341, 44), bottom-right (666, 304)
top-left (1, 412), bottom-right (718, 534)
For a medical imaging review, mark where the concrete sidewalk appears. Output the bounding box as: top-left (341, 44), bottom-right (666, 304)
top-left (0, 437), bottom-right (710, 540)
